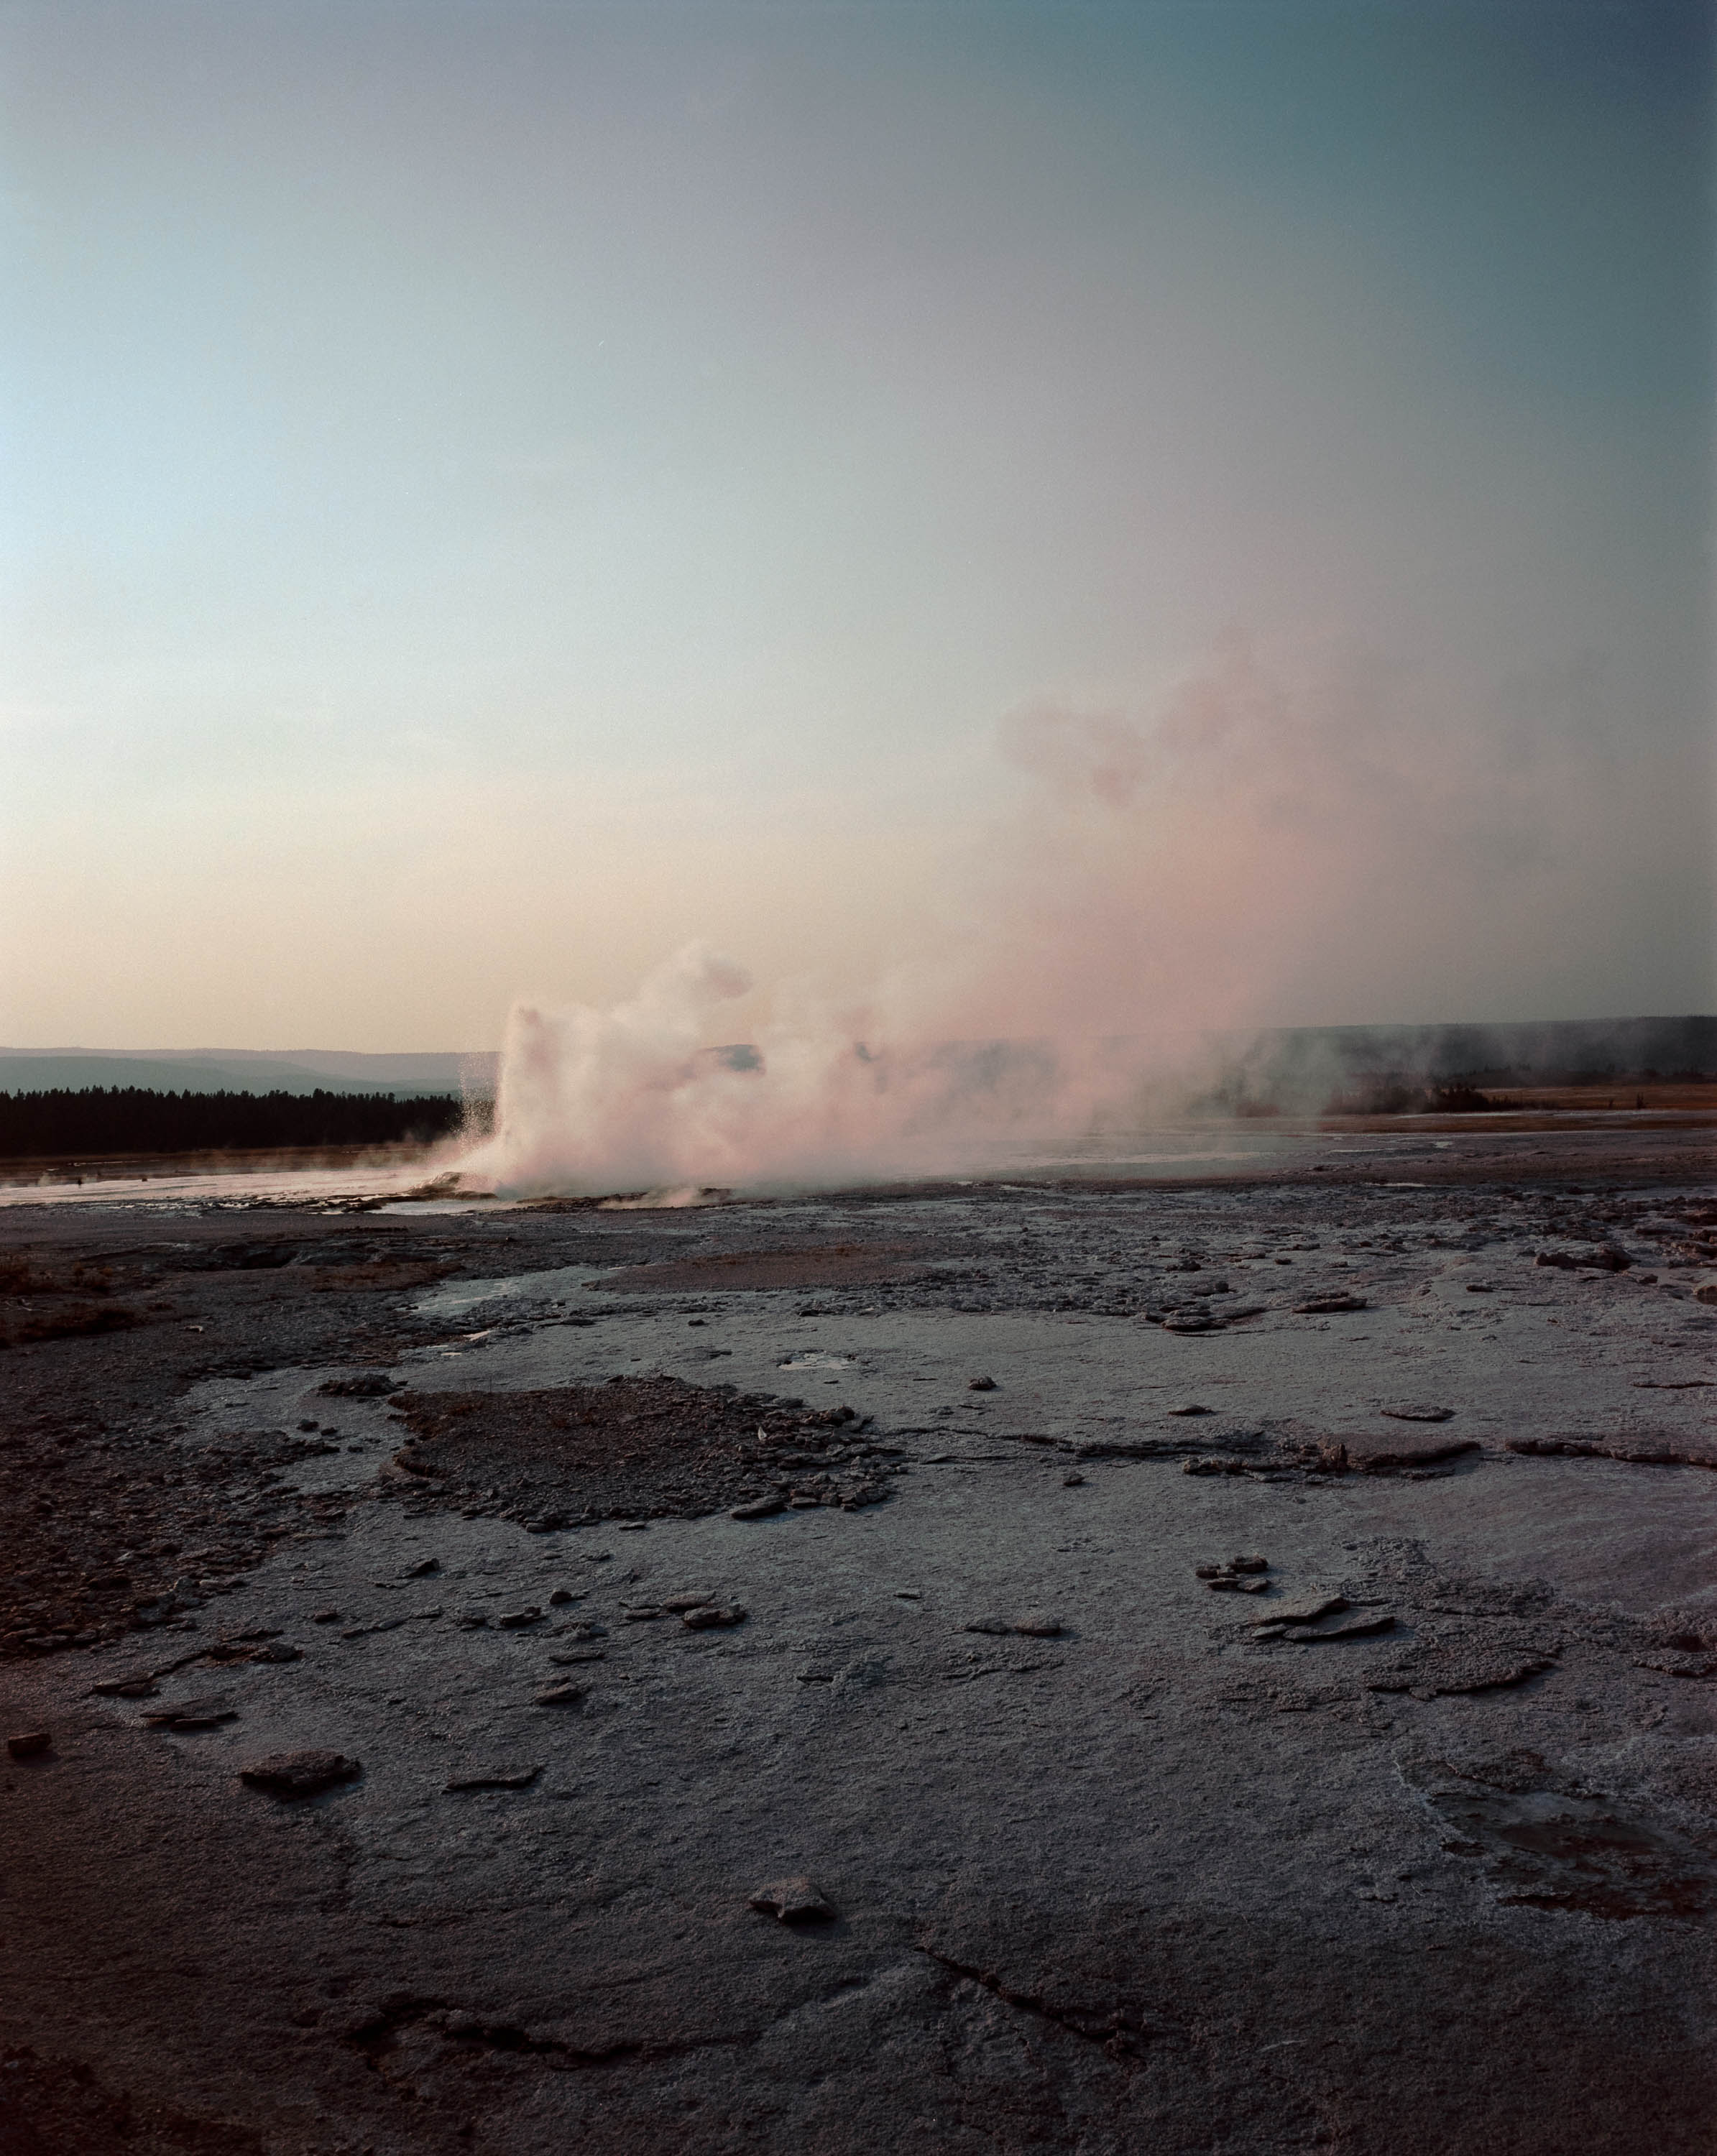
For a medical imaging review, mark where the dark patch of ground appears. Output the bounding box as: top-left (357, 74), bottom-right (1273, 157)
top-left (387, 1375), bottom-right (896, 1526)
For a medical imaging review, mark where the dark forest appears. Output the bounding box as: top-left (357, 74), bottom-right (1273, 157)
top-left (0, 1087), bottom-right (472, 1158)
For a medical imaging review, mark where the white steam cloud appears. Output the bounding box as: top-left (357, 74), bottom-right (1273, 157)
top-left (457, 637), bottom-right (1692, 1197)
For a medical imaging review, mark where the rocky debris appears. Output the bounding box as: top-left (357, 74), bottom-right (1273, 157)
top-left (550, 1647), bottom-right (606, 1665)
top-left (731, 1496), bottom-right (786, 1519)
top-left (6, 1731), bottom-right (51, 1759)
top-left (385, 1376), bottom-right (891, 1530)
top-left (1165, 1403), bottom-right (1213, 1416)
top-left (747, 1876), bottom-right (834, 1923)
top-left (682, 1604), bottom-right (747, 1631)
top-left (208, 1636), bottom-right (301, 1665)
top-left (318, 1371), bottom-right (402, 1396)
top-left (1535, 1243), bottom-right (1630, 1272)
top-left (963, 1614), bottom-right (1063, 1638)
top-left (1507, 1432), bottom-right (1717, 1472)
top-left (310, 1608), bottom-right (341, 1623)
top-left (1379, 1402), bottom-right (1455, 1422)
top-left (443, 1763), bottom-right (542, 1792)
top-left (239, 1750), bottom-right (362, 1797)
top-left (1281, 1612), bottom-right (1396, 1643)
top-left (622, 1603), bottom-right (662, 1621)
top-left (1197, 1557), bottom-right (1269, 1592)
top-left (1293, 1292), bottom-right (1368, 1314)
top-left (1062, 1472), bottom-right (1086, 1486)
top-left (0, 1421), bottom-right (351, 1662)
top-left (88, 1673), bottom-right (158, 1699)
top-left (967, 1375), bottom-right (997, 1391)
top-left (1253, 1594), bottom-right (1348, 1626)
top-left (534, 1683), bottom-right (586, 1707)
top-left (1159, 1305), bottom-right (1224, 1333)
top-left (1182, 1455), bottom-right (1265, 1477)
top-left (1366, 1645), bottom-right (1555, 1697)
top-left (1343, 1433), bottom-right (1479, 1473)
top-left (661, 1591), bottom-right (714, 1612)
top-left (142, 1695), bottom-right (236, 1730)
top-left (402, 1556), bottom-right (440, 1577)
top-left (547, 1587), bottom-right (577, 1606)
top-left (495, 1607), bottom-right (542, 1628)
top-left (1634, 1644), bottom-right (1717, 1680)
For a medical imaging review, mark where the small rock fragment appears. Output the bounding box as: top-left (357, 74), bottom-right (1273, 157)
top-left (1166, 1404), bottom-right (1213, 1416)
top-left (1258, 1595), bottom-right (1349, 1626)
top-left (404, 1557), bottom-right (441, 1577)
top-left (6, 1731), bottom-right (51, 1759)
top-left (1536, 1244), bottom-right (1629, 1273)
top-left (535, 1684), bottom-right (586, 1707)
top-left (143, 1696), bottom-right (236, 1730)
top-left (1294, 1293), bottom-right (1368, 1314)
top-left (731, 1496), bottom-right (786, 1521)
top-left (1063, 1473), bottom-right (1086, 1486)
top-left (89, 1675), bottom-right (157, 1699)
top-left (1012, 1615), bottom-right (1063, 1638)
top-left (1378, 1403), bottom-right (1454, 1422)
top-left (661, 1593), bottom-right (714, 1613)
top-left (548, 1588), bottom-right (576, 1607)
top-left (682, 1604), bottom-right (747, 1631)
top-left (310, 1608), bottom-right (341, 1624)
top-left (968, 1376), bottom-right (997, 1392)
top-left (444, 1763), bottom-right (543, 1792)
top-left (239, 1750), bottom-right (361, 1797)
top-left (1284, 1612), bottom-right (1395, 1642)
top-left (1230, 1554), bottom-right (1269, 1574)
top-left (747, 1876), bottom-right (834, 1924)
top-left (622, 1605), bottom-right (662, 1621)
top-left (496, 1608), bottom-right (543, 1629)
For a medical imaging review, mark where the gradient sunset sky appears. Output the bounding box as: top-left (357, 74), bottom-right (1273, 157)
top-left (2, 1), bottom-right (1711, 1050)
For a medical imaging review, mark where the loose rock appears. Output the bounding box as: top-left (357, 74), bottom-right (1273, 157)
top-left (747, 1876), bottom-right (834, 1923)
top-left (142, 1696), bottom-right (236, 1730)
top-left (682, 1604), bottom-right (747, 1630)
top-left (444, 1763), bottom-right (543, 1792)
top-left (6, 1731), bottom-right (51, 1759)
top-left (239, 1750), bottom-right (361, 1797)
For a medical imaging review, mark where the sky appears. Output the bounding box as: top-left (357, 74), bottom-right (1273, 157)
top-left (1, 0), bottom-right (1711, 1052)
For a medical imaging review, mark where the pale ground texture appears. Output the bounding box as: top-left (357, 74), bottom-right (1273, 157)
top-left (1, 1123), bottom-right (1714, 2155)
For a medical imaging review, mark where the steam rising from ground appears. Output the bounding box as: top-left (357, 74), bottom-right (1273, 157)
top-left (460, 639), bottom-right (1693, 1197)
top-left (461, 944), bottom-right (1100, 1197)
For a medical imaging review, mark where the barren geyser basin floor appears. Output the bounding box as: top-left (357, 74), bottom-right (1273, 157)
top-left (2, 1120), bottom-right (1715, 2154)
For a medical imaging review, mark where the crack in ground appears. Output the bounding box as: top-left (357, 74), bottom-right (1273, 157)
top-left (916, 1946), bottom-right (1174, 2060)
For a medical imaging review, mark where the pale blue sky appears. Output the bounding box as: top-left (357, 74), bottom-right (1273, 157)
top-left (1, 1), bottom-right (1710, 1046)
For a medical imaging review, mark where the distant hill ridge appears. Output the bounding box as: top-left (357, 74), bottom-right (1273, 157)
top-left (0, 1017), bottom-right (1709, 1107)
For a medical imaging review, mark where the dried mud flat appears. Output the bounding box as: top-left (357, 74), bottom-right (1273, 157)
top-left (2, 1125), bottom-right (1716, 2155)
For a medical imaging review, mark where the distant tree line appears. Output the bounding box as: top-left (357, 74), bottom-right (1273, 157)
top-left (0, 1087), bottom-right (476, 1158)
